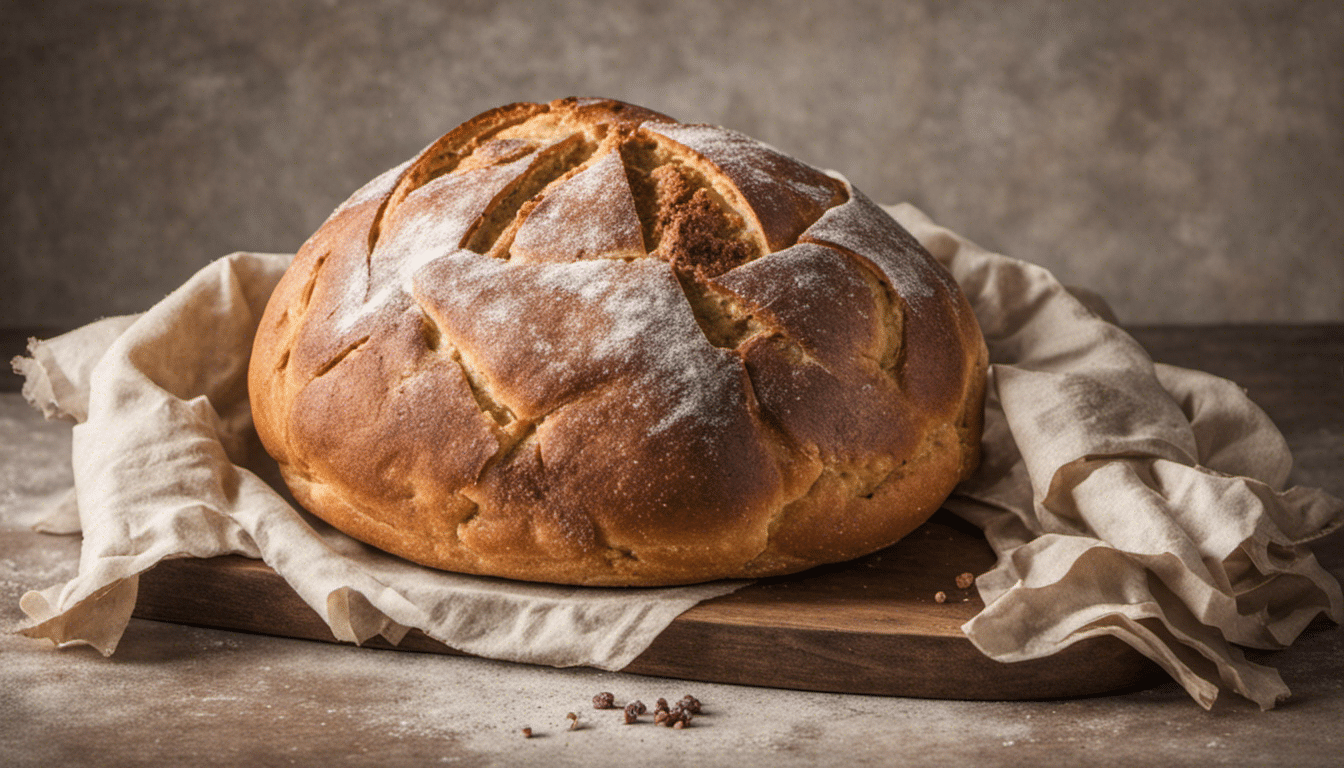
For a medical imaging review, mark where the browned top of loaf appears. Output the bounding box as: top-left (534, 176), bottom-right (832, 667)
top-left (248, 97), bottom-right (987, 586)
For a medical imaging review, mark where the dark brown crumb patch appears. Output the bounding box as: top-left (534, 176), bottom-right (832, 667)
top-left (650, 164), bottom-right (753, 279)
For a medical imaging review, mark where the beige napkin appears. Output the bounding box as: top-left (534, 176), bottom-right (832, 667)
top-left (886, 204), bottom-right (1343, 710)
top-left (13, 209), bottom-right (1342, 708)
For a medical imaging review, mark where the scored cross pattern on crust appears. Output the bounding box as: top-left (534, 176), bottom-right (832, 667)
top-left (248, 97), bottom-right (987, 586)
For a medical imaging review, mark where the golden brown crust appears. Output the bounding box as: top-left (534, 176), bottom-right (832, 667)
top-left (248, 97), bottom-right (987, 586)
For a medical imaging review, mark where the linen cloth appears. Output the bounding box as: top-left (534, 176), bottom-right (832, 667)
top-left (14, 206), bottom-right (1341, 708)
top-left (889, 204), bottom-right (1342, 710)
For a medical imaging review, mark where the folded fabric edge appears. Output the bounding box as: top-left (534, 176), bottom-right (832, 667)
top-left (958, 474), bottom-right (1341, 709)
top-left (28, 487), bottom-right (81, 535)
top-left (961, 592), bottom-right (1291, 711)
top-left (1041, 454), bottom-right (1344, 639)
top-left (325, 586), bottom-right (412, 646)
top-left (12, 350), bottom-right (65, 422)
top-left (305, 566), bottom-right (751, 670)
top-left (12, 314), bottom-right (145, 424)
top-left (960, 538), bottom-right (1300, 710)
top-left (17, 575), bottom-right (140, 656)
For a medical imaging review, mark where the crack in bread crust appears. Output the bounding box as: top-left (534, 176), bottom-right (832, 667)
top-left (812, 241), bottom-right (908, 378)
top-left (249, 97), bottom-right (987, 586)
top-left (464, 135), bottom-right (596, 256)
top-left (312, 335), bottom-right (370, 378)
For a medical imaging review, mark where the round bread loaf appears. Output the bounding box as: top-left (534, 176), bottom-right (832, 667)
top-left (248, 97), bottom-right (987, 586)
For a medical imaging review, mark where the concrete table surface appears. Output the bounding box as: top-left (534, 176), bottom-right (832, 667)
top-left (3, 325), bottom-right (1343, 767)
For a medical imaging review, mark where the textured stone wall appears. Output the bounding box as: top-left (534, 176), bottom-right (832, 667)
top-left (3, 0), bottom-right (1341, 327)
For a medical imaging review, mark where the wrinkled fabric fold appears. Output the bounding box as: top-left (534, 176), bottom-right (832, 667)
top-left (888, 203), bottom-right (1343, 710)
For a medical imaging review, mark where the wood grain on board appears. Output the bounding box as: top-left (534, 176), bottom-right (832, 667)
top-left (133, 515), bottom-right (1163, 701)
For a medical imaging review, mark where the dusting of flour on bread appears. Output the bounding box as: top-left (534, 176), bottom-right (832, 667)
top-left (411, 255), bottom-right (742, 437)
top-left (248, 97), bottom-right (986, 587)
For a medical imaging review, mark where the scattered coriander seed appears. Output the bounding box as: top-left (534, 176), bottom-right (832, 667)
top-left (956, 572), bottom-right (975, 589)
top-left (934, 590), bottom-right (947, 603)
top-left (588, 692), bottom-right (705, 729)
top-left (662, 706), bottom-right (693, 728)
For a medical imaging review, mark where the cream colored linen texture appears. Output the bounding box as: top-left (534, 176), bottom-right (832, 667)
top-left (13, 206), bottom-right (1343, 709)
top-left (886, 203), bottom-right (1342, 710)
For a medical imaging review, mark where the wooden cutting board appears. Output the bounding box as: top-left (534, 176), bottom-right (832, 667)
top-left (132, 512), bottom-right (1163, 700)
